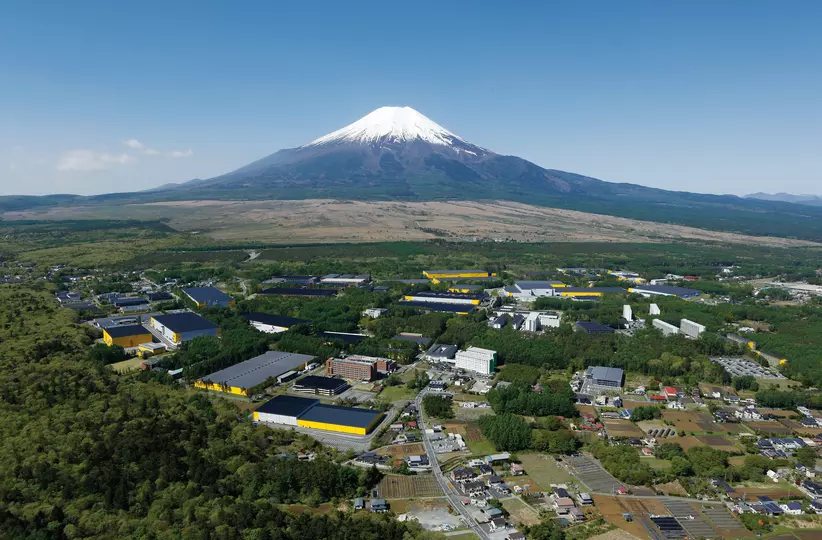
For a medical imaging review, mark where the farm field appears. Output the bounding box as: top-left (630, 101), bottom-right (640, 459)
top-left (696, 435), bottom-right (739, 453)
top-left (376, 443), bottom-right (426, 458)
top-left (378, 385), bottom-right (417, 402)
top-left (733, 485), bottom-right (801, 501)
top-left (662, 410), bottom-right (718, 433)
top-left (501, 497), bottom-right (541, 526)
top-left (592, 495), bottom-right (667, 539)
top-left (644, 458), bottom-right (672, 470)
top-left (602, 419), bottom-right (645, 438)
top-left (747, 421), bottom-right (794, 435)
top-left (377, 475), bottom-right (443, 498)
top-left (517, 453), bottom-right (574, 488)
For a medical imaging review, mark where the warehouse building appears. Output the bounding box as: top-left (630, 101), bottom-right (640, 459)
top-left (259, 287), bottom-right (337, 297)
top-left (195, 351), bottom-right (315, 395)
top-left (575, 321), bottom-right (616, 334)
top-left (448, 284), bottom-right (483, 293)
top-left (627, 285), bottom-right (701, 299)
top-left (253, 395), bottom-right (384, 435)
top-left (182, 287), bottom-right (235, 308)
top-left (403, 291), bottom-right (485, 305)
top-left (292, 375), bottom-right (350, 396)
top-left (326, 355), bottom-right (396, 381)
top-left (254, 395), bottom-right (319, 426)
top-left (652, 319), bottom-right (680, 336)
top-left (242, 312), bottom-right (310, 333)
top-left (556, 287), bottom-right (626, 298)
top-left (102, 324), bottom-right (153, 348)
top-left (423, 269), bottom-right (494, 279)
top-left (398, 301), bottom-right (476, 314)
top-left (454, 347), bottom-right (497, 375)
top-left (320, 273), bottom-right (370, 285)
top-left (508, 281), bottom-right (567, 299)
top-left (263, 275), bottom-right (319, 285)
top-left (298, 403), bottom-right (384, 435)
top-left (150, 312), bottom-right (220, 344)
top-left (147, 292), bottom-right (173, 302)
top-left (318, 331), bottom-right (370, 345)
top-left (680, 319), bottom-right (706, 339)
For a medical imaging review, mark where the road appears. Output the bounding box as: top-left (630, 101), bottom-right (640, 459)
top-left (416, 389), bottom-right (490, 540)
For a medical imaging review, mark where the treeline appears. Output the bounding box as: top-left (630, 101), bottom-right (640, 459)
top-left (487, 382), bottom-right (578, 418)
top-left (478, 414), bottom-right (580, 454)
top-left (0, 286), bottom-right (399, 538)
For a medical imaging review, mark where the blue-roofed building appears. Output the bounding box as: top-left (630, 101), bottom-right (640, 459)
top-left (182, 287), bottom-right (235, 308)
top-left (575, 321), bottom-right (616, 334)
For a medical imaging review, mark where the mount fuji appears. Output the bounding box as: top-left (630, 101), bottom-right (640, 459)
top-left (188, 106), bottom-right (588, 201)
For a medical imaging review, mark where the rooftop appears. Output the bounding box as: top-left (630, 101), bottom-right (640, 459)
top-left (152, 312), bottom-right (218, 333)
top-left (260, 287), bottom-right (337, 297)
top-left (256, 395), bottom-right (319, 418)
top-left (298, 403), bottom-right (383, 428)
top-left (200, 351), bottom-right (315, 389)
top-left (399, 301), bottom-right (476, 314)
top-left (586, 366), bottom-right (624, 384)
top-left (293, 375), bottom-right (349, 391)
top-left (182, 286), bottom-right (233, 304)
top-left (242, 311), bottom-right (310, 328)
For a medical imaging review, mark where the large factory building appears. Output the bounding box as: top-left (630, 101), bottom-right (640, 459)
top-left (253, 395), bottom-right (384, 435)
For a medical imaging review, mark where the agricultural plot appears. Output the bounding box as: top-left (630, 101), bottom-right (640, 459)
top-left (566, 455), bottom-right (624, 493)
top-left (377, 475), bottom-right (443, 498)
top-left (781, 419), bottom-right (822, 437)
top-left (696, 435), bottom-right (738, 453)
top-left (703, 506), bottom-right (752, 538)
top-left (746, 421), bottom-right (793, 435)
top-left (733, 485), bottom-right (799, 501)
top-left (602, 419), bottom-right (645, 438)
top-left (376, 443), bottom-right (426, 457)
top-left (662, 410), bottom-right (718, 433)
top-left (668, 436), bottom-right (703, 450)
top-left (592, 495), bottom-right (666, 540)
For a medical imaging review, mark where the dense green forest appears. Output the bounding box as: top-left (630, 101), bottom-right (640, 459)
top-left (0, 285), bottom-right (434, 539)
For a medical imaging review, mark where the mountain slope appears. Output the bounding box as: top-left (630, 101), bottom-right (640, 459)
top-left (746, 192), bottom-right (822, 207)
top-left (4, 106), bottom-right (822, 242)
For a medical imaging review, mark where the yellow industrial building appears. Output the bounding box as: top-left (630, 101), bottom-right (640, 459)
top-left (253, 395), bottom-right (384, 435)
top-left (423, 269), bottom-right (495, 279)
top-left (102, 325), bottom-right (153, 348)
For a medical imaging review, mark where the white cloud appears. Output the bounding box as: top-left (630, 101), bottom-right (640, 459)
top-left (168, 149), bottom-right (193, 158)
top-left (56, 150), bottom-right (136, 171)
top-left (123, 139), bottom-right (191, 158)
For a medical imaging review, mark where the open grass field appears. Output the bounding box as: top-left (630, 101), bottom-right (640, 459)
top-left (110, 357), bottom-right (146, 373)
top-left (465, 437), bottom-right (496, 455)
top-left (734, 485), bottom-right (802, 501)
top-left (671, 435), bottom-right (705, 450)
top-left (662, 410), bottom-right (718, 433)
top-left (283, 503), bottom-right (336, 516)
top-left (602, 419), bottom-right (645, 438)
top-left (376, 443), bottom-right (426, 458)
top-left (644, 458), bottom-right (672, 470)
top-left (12, 198), bottom-right (821, 246)
top-left (377, 475), bottom-right (443, 498)
top-left (378, 385), bottom-right (417, 402)
top-left (517, 453), bottom-right (573, 488)
top-left (442, 533), bottom-right (479, 540)
top-left (501, 497), bottom-right (541, 526)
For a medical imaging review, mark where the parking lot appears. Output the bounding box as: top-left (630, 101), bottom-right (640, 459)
top-left (709, 356), bottom-right (785, 379)
top-left (566, 455), bottom-right (625, 492)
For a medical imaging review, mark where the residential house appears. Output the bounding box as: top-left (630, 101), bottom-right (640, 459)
top-left (478, 464), bottom-right (493, 476)
top-left (353, 498), bottom-right (364, 510)
top-left (464, 481), bottom-right (486, 496)
top-left (489, 517), bottom-right (506, 531)
top-left (451, 468), bottom-right (476, 483)
top-left (578, 493), bottom-right (593, 506)
top-left (487, 475), bottom-right (504, 486)
top-left (553, 497), bottom-right (576, 512)
top-left (509, 463), bottom-right (525, 476)
top-left (370, 499), bottom-right (389, 512)
top-left (780, 502), bottom-right (803, 515)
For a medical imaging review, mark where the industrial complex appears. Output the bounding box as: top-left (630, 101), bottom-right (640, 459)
top-left (253, 395), bottom-right (384, 435)
top-left (242, 312), bottom-right (310, 333)
top-left (325, 355), bottom-right (396, 381)
top-left (195, 351), bottom-right (315, 395)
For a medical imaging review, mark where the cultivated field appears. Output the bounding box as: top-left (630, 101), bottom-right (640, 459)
top-left (746, 421), bottom-right (794, 435)
top-left (377, 475), bottom-right (443, 498)
top-left (602, 419), bottom-right (645, 438)
top-left (10, 198), bottom-right (821, 246)
top-left (696, 435), bottom-right (739, 453)
top-left (662, 410), bottom-right (717, 433)
top-left (376, 443), bottom-right (426, 458)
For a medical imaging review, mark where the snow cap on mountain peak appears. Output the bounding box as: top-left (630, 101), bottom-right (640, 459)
top-left (306, 106), bottom-right (465, 147)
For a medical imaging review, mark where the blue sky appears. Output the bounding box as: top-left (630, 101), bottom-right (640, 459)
top-left (0, 1), bottom-right (820, 196)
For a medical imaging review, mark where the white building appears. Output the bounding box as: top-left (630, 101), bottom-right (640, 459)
top-left (652, 319), bottom-right (679, 336)
top-left (362, 308), bottom-right (388, 319)
top-left (680, 319), bottom-right (706, 339)
top-left (320, 274), bottom-right (369, 284)
top-left (622, 305), bottom-right (633, 322)
top-left (454, 347), bottom-right (497, 376)
top-left (650, 303), bottom-right (661, 315)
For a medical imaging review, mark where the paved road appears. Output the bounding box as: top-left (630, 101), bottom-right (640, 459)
top-left (416, 389), bottom-right (490, 540)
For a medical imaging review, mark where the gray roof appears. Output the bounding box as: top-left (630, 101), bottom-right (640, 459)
top-left (200, 351), bottom-right (315, 390)
top-left (427, 343), bottom-right (458, 358)
top-left (298, 403), bottom-right (383, 429)
top-left (516, 280), bottom-right (565, 290)
top-left (631, 285), bottom-right (701, 297)
top-left (182, 286), bottom-right (233, 303)
top-left (586, 366), bottom-right (624, 384)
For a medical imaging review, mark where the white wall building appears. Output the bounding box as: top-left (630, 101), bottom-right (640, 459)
top-left (650, 303), bottom-right (661, 315)
top-left (652, 319), bottom-right (679, 336)
top-left (454, 347), bottom-right (497, 376)
top-left (362, 308), bottom-right (388, 318)
top-left (622, 305), bottom-right (633, 321)
top-left (680, 318), bottom-right (706, 339)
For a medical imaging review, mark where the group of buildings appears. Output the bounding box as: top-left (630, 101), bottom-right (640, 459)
top-left (651, 317), bottom-right (706, 339)
top-left (424, 344), bottom-right (498, 376)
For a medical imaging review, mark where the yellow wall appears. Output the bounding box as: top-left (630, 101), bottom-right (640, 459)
top-left (103, 330), bottom-right (153, 348)
top-left (424, 271), bottom-right (491, 279)
top-left (298, 419), bottom-right (366, 435)
top-left (559, 291), bottom-right (603, 297)
top-left (194, 380), bottom-right (248, 396)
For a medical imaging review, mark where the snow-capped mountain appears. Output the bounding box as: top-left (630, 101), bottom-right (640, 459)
top-left (193, 105), bottom-right (581, 198)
